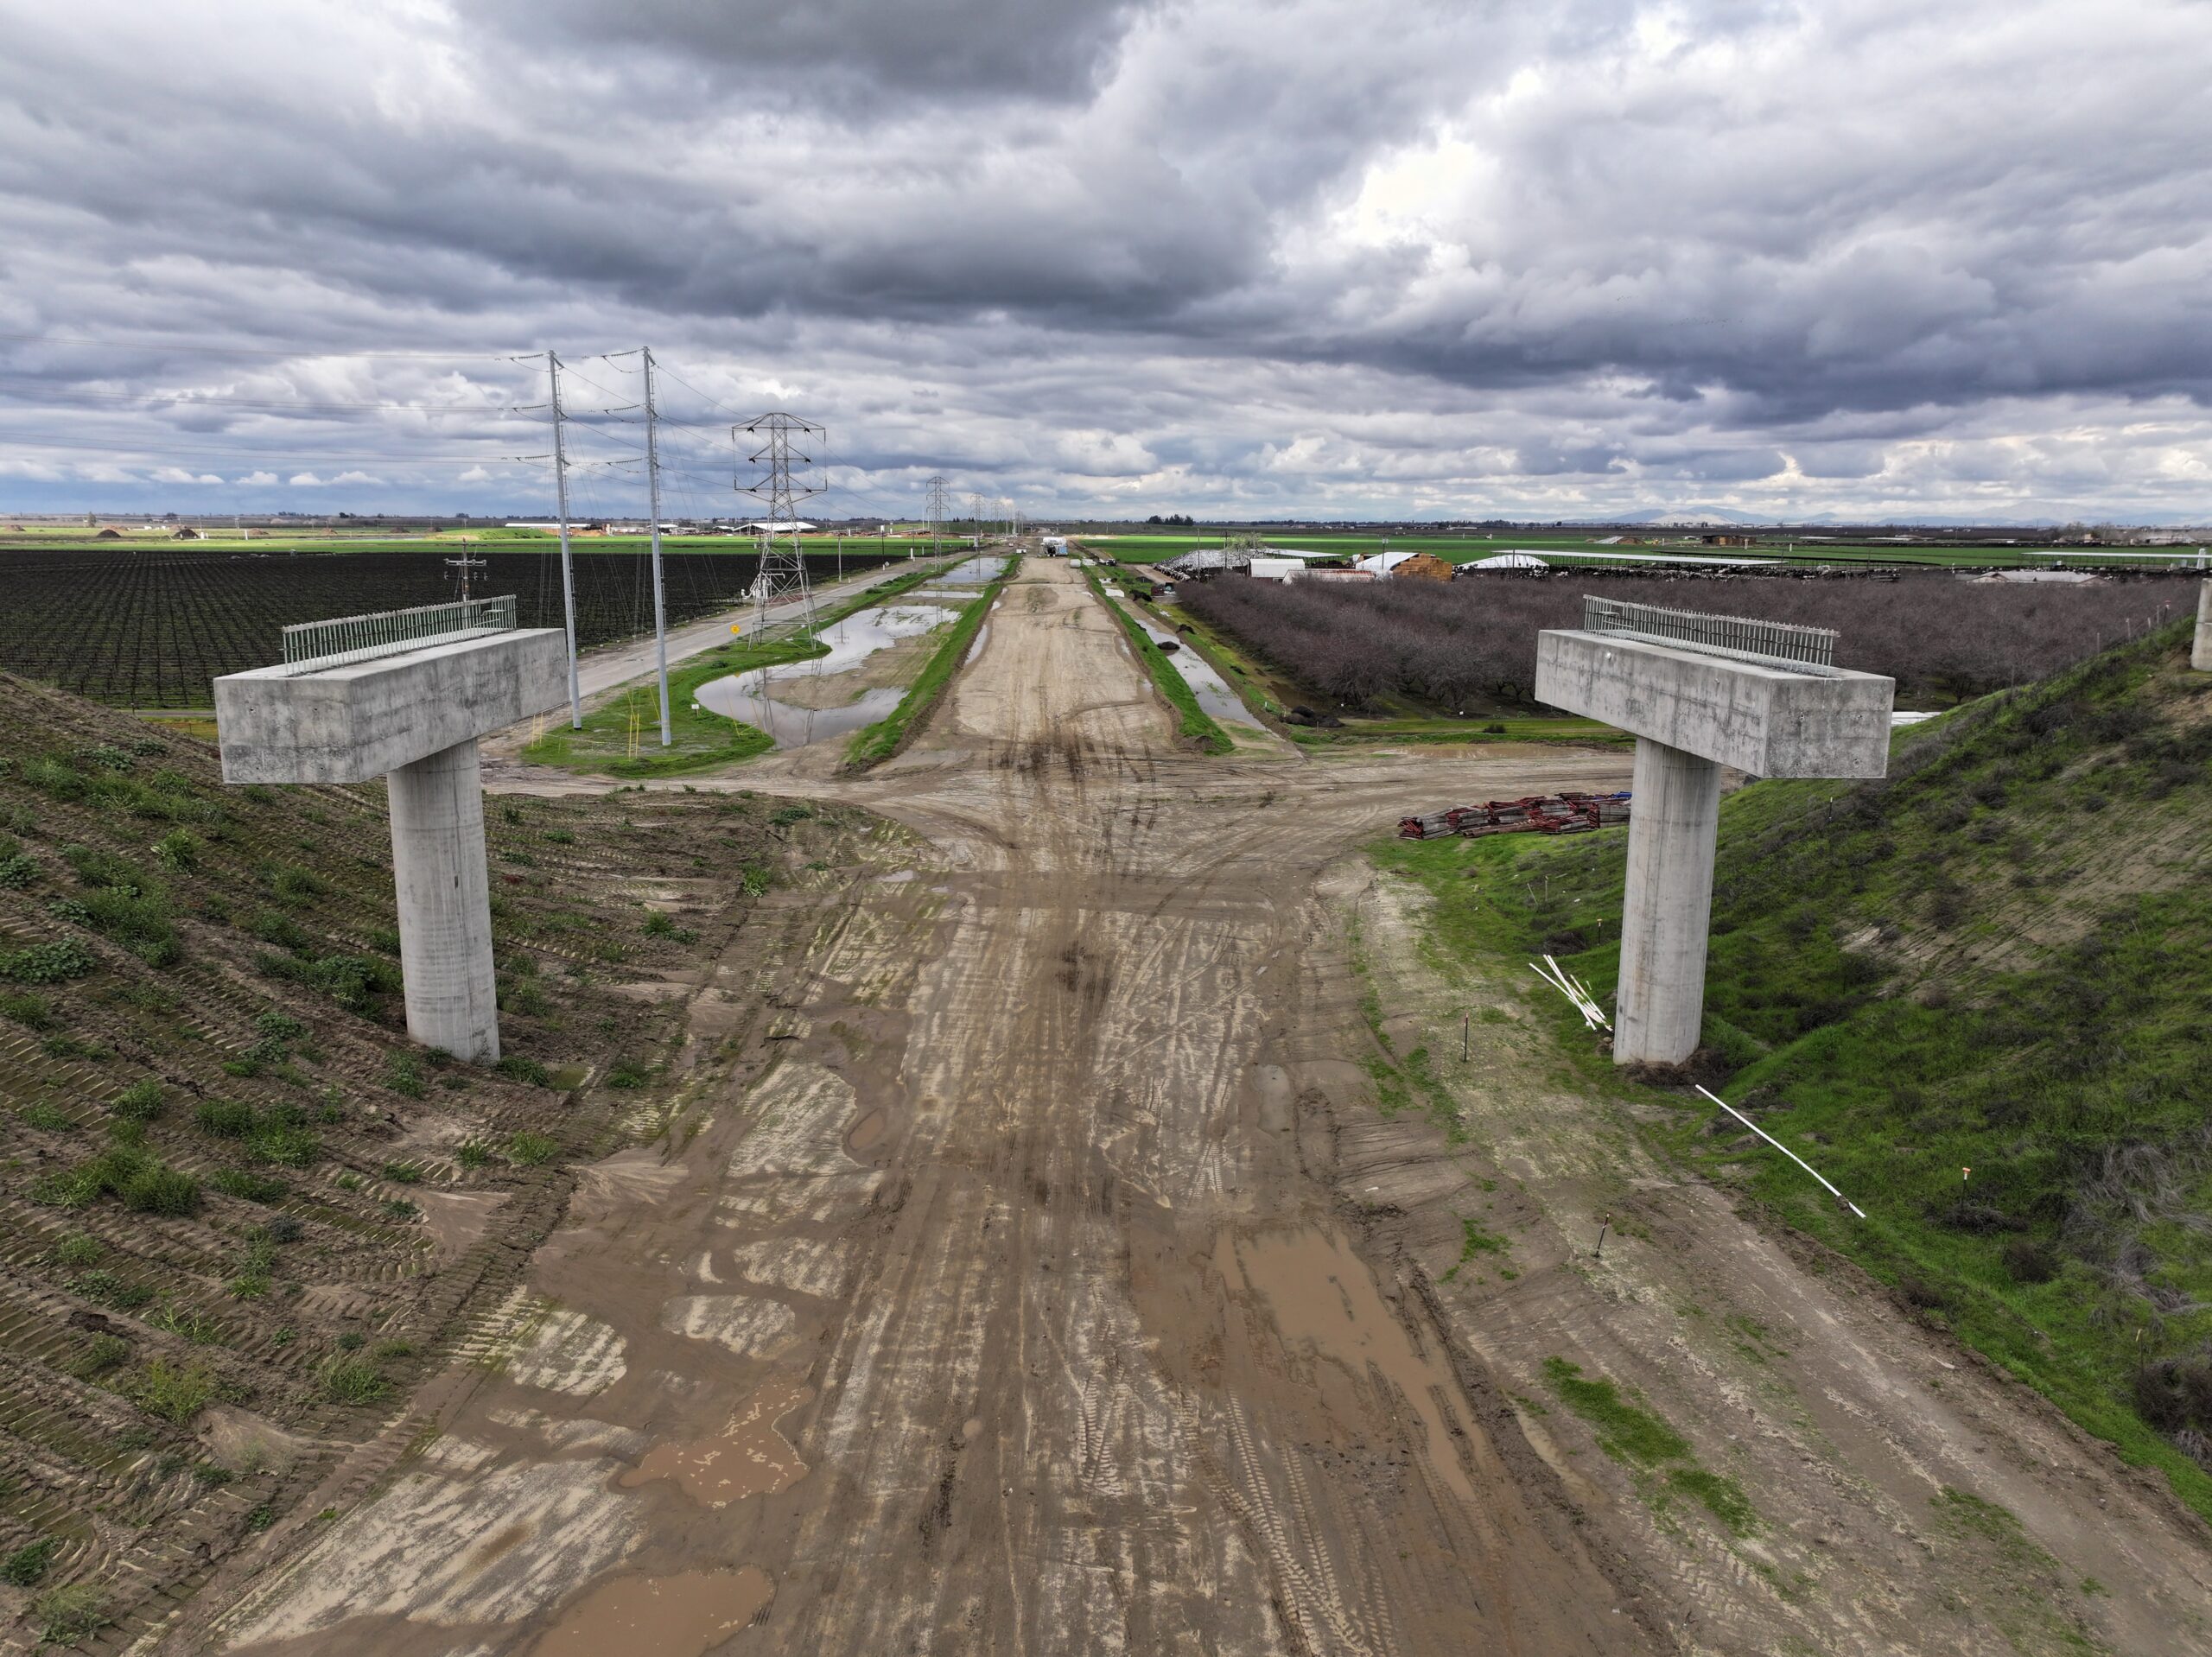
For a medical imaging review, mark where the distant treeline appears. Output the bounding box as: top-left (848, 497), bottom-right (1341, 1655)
top-left (1179, 573), bottom-right (2198, 709)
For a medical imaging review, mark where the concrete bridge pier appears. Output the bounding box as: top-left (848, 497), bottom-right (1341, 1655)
top-left (1535, 602), bottom-right (1896, 1068)
top-left (2194, 579), bottom-right (2210, 671)
top-left (387, 739), bottom-right (499, 1061)
top-left (1618, 737), bottom-right (1723, 1065)
top-left (215, 607), bottom-right (566, 1064)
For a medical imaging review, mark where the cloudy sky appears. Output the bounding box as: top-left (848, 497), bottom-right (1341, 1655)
top-left (2, 0), bottom-right (2209, 523)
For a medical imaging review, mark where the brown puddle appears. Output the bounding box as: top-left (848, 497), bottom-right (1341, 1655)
top-left (846, 1108), bottom-right (887, 1153)
top-left (1223, 1226), bottom-right (1478, 1506)
top-left (621, 1380), bottom-right (812, 1508)
top-left (530, 1565), bottom-right (772, 1655)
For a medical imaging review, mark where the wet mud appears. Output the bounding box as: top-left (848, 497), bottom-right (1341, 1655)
top-left (202, 556), bottom-right (2212, 1657)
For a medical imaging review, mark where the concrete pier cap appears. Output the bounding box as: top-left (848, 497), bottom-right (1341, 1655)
top-left (216, 616), bottom-right (567, 1063)
top-left (1535, 606), bottom-right (1895, 1067)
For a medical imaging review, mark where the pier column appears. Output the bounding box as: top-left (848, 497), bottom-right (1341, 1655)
top-left (387, 738), bottom-right (500, 1062)
top-left (1614, 738), bottom-right (1723, 1066)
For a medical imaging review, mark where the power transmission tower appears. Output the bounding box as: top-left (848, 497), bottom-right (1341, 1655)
top-left (641, 348), bottom-right (671, 746)
top-left (734, 413), bottom-right (827, 633)
top-left (546, 352), bottom-right (582, 727)
top-left (924, 475), bottom-right (951, 561)
top-left (968, 492), bottom-right (988, 544)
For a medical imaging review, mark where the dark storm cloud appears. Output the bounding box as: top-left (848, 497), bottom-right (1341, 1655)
top-left (463, 0), bottom-right (1154, 101)
top-left (0, 0), bottom-right (2207, 520)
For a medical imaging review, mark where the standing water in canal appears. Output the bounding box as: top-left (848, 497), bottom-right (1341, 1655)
top-left (695, 602), bottom-right (959, 750)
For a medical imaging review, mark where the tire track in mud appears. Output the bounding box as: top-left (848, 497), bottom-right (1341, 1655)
top-left (200, 560), bottom-right (1681, 1656)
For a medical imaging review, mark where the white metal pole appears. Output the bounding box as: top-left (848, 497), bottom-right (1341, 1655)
top-left (642, 347), bottom-right (672, 746)
top-left (548, 351), bottom-right (582, 728)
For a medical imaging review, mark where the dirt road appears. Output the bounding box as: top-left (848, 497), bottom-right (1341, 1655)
top-left (202, 558), bottom-right (2210, 1656)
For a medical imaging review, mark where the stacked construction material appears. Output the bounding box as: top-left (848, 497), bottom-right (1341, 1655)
top-left (1397, 791), bottom-right (1631, 840)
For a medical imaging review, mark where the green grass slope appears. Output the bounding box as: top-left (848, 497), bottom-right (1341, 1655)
top-left (1376, 619), bottom-right (2212, 1517)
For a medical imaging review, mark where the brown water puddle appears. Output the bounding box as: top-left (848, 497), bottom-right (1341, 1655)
top-left (620, 1380), bottom-right (811, 1508)
top-left (846, 1108), bottom-right (887, 1153)
top-left (1222, 1226), bottom-right (1478, 1507)
top-left (530, 1565), bottom-right (772, 1655)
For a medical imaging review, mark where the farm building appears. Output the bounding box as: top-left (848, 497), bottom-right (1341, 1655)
top-left (1159, 547), bottom-right (1252, 581)
top-left (1463, 550), bottom-right (1548, 571)
top-left (1353, 550), bottom-right (1421, 576)
top-left (96, 527), bottom-right (123, 538)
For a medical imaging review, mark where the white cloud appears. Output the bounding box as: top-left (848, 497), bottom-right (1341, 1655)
top-left (457, 464), bottom-right (492, 482)
top-left (330, 470), bottom-right (383, 486)
top-left (236, 471), bottom-right (278, 486)
top-left (288, 472), bottom-right (325, 486)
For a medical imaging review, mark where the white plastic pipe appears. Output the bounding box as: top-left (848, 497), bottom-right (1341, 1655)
top-left (1695, 1084), bottom-right (1866, 1218)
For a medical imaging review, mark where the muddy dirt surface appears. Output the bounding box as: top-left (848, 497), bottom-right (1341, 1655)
top-left (192, 557), bottom-right (2211, 1656)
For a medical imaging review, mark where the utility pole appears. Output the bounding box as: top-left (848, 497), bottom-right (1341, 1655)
top-left (444, 547), bottom-right (485, 600)
top-left (642, 347), bottom-right (672, 746)
top-left (734, 412), bottom-right (827, 635)
top-left (547, 351), bottom-right (582, 727)
top-left (924, 475), bottom-right (950, 562)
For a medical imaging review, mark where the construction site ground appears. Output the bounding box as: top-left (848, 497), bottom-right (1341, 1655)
top-left (195, 556), bottom-right (2209, 1656)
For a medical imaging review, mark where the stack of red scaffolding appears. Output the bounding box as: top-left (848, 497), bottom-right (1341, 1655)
top-left (1397, 791), bottom-right (1630, 840)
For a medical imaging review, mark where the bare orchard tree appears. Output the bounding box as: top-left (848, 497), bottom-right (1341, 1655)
top-left (1180, 571), bottom-right (2191, 711)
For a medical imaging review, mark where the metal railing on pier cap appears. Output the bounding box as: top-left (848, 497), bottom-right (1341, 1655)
top-left (1582, 595), bottom-right (1839, 672)
top-left (277, 595), bottom-right (516, 676)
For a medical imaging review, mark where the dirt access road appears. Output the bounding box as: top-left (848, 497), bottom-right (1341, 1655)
top-left (199, 557), bottom-right (2210, 1657)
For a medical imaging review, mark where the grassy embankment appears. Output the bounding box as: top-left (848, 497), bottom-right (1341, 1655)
top-left (523, 560), bottom-right (957, 778)
top-left (1372, 619), bottom-right (2212, 1520)
top-left (842, 556), bottom-right (1022, 771)
top-left (1074, 561), bottom-right (1233, 755)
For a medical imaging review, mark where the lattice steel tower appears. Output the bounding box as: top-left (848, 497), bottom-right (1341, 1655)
top-left (924, 474), bottom-right (952, 559)
top-left (734, 412), bottom-right (828, 630)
